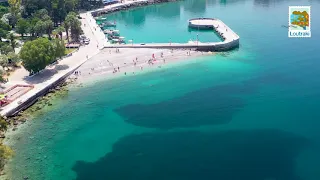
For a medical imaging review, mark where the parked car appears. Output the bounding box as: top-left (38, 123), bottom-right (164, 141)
top-left (80, 35), bottom-right (87, 40)
top-left (84, 40), bottom-right (90, 45)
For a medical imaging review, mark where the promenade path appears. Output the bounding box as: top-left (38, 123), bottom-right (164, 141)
top-left (0, 12), bottom-right (106, 116)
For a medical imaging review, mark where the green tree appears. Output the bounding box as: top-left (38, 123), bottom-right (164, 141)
top-left (0, 5), bottom-right (9, 18)
top-left (0, 21), bottom-right (11, 41)
top-left (65, 12), bottom-right (81, 42)
top-left (0, 144), bottom-right (14, 171)
top-left (8, 0), bottom-right (21, 27)
top-left (16, 18), bottom-right (29, 37)
top-left (63, 16), bottom-right (71, 43)
top-left (53, 38), bottom-right (66, 59)
top-left (34, 20), bottom-right (45, 37)
top-left (33, 9), bottom-right (49, 20)
top-left (65, 0), bottom-right (76, 13)
top-left (52, 0), bottom-right (67, 25)
top-left (0, 69), bottom-right (4, 83)
top-left (7, 33), bottom-right (18, 50)
top-left (19, 38), bottom-right (56, 74)
top-left (0, 45), bottom-right (13, 55)
top-left (44, 19), bottom-right (54, 39)
top-left (0, 117), bottom-right (8, 132)
top-left (7, 52), bottom-right (21, 66)
top-left (28, 17), bottom-right (39, 37)
top-left (0, 55), bottom-right (8, 66)
top-left (53, 25), bottom-right (65, 40)
top-left (0, 21), bottom-right (11, 31)
top-left (0, 29), bottom-right (8, 41)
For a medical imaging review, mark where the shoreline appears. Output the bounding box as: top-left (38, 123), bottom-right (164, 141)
top-left (0, 0), bottom-right (212, 177)
top-left (0, 48), bottom-right (214, 178)
top-left (73, 48), bottom-right (213, 86)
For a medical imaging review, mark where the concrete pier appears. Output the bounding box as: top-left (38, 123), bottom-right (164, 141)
top-left (104, 18), bottom-right (239, 51)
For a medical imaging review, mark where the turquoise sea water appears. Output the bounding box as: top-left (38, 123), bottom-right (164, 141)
top-left (5, 0), bottom-right (320, 179)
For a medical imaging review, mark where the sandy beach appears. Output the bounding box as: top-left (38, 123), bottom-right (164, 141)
top-left (70, 48), bottom-right (212, 84)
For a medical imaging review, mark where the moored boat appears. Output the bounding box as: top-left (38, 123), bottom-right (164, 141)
top-left (103, 21), bottom-right (116, 27)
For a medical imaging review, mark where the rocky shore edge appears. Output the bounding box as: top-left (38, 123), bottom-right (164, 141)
top-left (91, 0), bottom-right (180, 17)
top-left (0, 78), bottom-right (82, 175)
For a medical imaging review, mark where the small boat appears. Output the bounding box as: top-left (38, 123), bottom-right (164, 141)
top-left (103, 21), bottom-right (116, 27)
top-left (112, 30), bottom-right (120, 35)
top-left (96, 17), bottom-right (107, 21)
top-left (111, 39), bottom-right (120, 44)
top-left (119, 37), bottom-right (125, 43)
top-left (104, 29), bottom-right (113, 35)
top-left (107, 35), bottom-right (120, 40)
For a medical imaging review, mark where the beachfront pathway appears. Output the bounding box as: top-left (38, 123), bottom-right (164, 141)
top-left (0, 12), bottom-right (106, 116)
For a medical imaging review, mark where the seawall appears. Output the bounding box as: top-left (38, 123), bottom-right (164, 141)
top-left (3, 64), bottom-right (81, 117)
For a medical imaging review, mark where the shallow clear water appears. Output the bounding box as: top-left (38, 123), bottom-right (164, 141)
top-left (5, 0), bottom-right (320, 179)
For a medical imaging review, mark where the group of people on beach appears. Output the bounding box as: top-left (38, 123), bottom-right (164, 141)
top-left (74, 71), bottom-right (81, 75)
top-left (133, 57), bottom-right (139, 66)
top-left (113, 67), bottom-right (120, 74)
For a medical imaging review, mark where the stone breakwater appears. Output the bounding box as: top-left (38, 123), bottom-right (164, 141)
top-left (91, 0), bottom-right (180, 17)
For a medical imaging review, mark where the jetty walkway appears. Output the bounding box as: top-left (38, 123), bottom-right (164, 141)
top-left (104, 18), bottom-right (240, 51)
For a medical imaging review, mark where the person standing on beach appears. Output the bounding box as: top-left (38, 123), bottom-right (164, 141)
top-left (118, 67), bottom-right (120, 71)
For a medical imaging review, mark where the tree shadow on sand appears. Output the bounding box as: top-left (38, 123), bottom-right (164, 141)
top-left (23, 65), bottom-right (70, 84)
top-left (73, 129), bottom-right (309, 180)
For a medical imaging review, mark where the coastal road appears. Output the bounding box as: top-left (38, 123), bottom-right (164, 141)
top-left (0, 12), bottom-right (106, 116)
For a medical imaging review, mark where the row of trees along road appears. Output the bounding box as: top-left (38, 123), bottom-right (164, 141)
top-left (5, 0), bottom-right (91, 74)
top-left (0, 0), bottom-right (103, 172)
